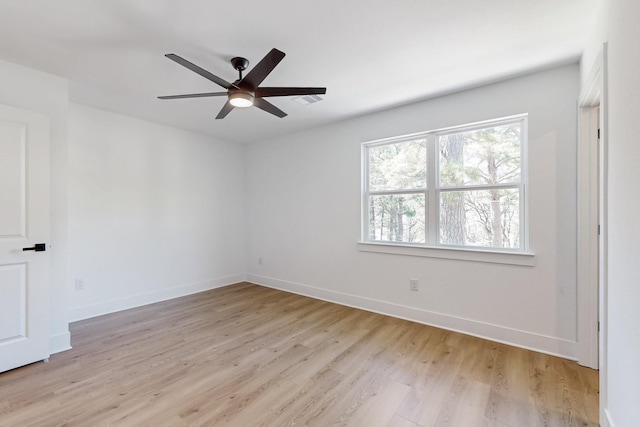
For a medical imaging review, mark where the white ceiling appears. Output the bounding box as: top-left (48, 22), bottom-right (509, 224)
top-left (0, 0), bottom-right (600, 143)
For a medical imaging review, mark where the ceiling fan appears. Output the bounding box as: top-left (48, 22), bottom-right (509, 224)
top-left (158, 48), bottom-right (326, 119)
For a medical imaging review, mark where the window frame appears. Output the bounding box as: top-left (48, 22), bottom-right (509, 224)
top-left (361, 114), bottom-right (532, 263)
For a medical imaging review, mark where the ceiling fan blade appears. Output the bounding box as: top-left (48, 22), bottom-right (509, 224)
top-left (165, 54), bottom-right (237, 90)
top-left (253, 98), bottom-right (287, 118)
top-left (158, 92), bottom-right (228, 100)
top-left (256, 87), bottom-right (327, 98)
top-left (239, 48), bottom-right (286, 90)
top-left (215, 100), bottom-right (235, 119)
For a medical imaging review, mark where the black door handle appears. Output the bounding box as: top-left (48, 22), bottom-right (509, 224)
top-left (23, 243), bottom-right (46, 252)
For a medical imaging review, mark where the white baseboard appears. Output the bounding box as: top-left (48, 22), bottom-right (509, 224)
top-left (247, 274), bottom-right (578, 360)
top-left (603, 408), bottom-right (615, 427)
top-left (50, 330), bottom-right (72, 354)
top-left (67, 272), bottom-right (578, 360)
top-left (69, 274), bottom-right (247, 322)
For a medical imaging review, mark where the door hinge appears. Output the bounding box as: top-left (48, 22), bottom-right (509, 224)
top-left (598, 128), bottom-right (601, 139)
top-left (598, 224), bottom-right (601, 235)
top-left (598, 321), bottom-right (601, 332)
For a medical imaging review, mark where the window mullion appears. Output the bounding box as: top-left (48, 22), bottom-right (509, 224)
top-left (438, 183), bottom-right (521, 192)
top-left (427, 134), bottom-right (438, 245)
top-left (368, 189), bottom-right (427, 196)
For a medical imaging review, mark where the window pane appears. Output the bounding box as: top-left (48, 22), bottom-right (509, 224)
top-left (439, 189), bottom-right (520, 248)
top-left (439, 124), bottom-right (521, 187)
top-left (369, 194), bottom-right (425, 243)
top-left (369, 139), bottom-right (427, 191)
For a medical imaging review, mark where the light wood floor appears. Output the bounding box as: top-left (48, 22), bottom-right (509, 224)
top-left (0, 282), bottom-right (598, 426)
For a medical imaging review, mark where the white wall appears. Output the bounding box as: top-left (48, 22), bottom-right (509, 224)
top-left (597, 0), bottom-right (640, 425)
top-left (0, 59), bottom-right (70, 353)
top-left (246, 64), bottom-right (580, 359)
top-left (67, 104), bottom-right (246, 320)
top-left (580, 0), bottom-right (609, 87)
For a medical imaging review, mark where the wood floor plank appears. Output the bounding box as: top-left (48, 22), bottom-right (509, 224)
top-left (388, 414), bottom-right (423, 427)
top-left (345, 378), bottom-right (412, 426)
top-left (0, 283), bottom-right (599, 426)
top-left (396, 344), bottom-right (466, 425)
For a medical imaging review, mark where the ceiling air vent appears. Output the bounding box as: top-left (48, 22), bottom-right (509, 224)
top-left (292, 94), bottom-right (324, 105)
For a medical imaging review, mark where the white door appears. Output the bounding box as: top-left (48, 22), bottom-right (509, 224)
top-left (0, 104), bottom-right (50, 373)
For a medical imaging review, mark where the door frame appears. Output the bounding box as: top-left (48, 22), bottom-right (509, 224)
top-left (577, 42), bottom-right (608, 414)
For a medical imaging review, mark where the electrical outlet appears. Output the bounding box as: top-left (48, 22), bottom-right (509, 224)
top-left (75, 279), bottom-right (85, 290)
top-left (409, 278), bottom-right (419, 291)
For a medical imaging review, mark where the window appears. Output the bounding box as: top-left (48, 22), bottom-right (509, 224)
top-left (362, 115), bottom-right (527, 252)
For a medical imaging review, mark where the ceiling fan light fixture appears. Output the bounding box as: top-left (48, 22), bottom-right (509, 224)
top-left (229, 92), bottom-right (254, 108)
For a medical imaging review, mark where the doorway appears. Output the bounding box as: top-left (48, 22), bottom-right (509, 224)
top-left (577, 43), bottom-right (608, 425)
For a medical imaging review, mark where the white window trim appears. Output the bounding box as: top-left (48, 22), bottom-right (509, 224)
top-left (361, 114), bottom-right (533, 263)
top-left (357, 241), bottom-right (535, 266)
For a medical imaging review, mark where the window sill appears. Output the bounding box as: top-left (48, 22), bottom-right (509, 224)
top-left (357, 242), bottom-right (535, 266)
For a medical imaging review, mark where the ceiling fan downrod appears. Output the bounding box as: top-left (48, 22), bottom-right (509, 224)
top-left (230, 57), bottom-right (249, 81)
